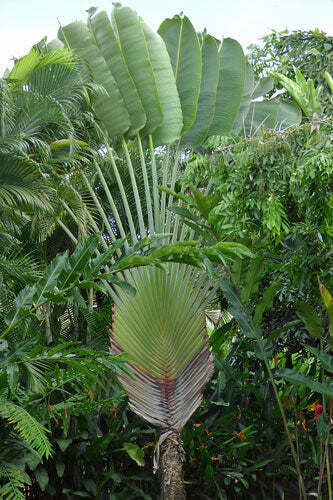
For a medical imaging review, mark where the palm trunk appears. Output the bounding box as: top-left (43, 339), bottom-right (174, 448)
top-left (160, 431), bottom-right (186, 500)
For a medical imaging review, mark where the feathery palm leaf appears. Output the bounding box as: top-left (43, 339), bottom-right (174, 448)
top-left (0, 398), bottom-right (52, 458)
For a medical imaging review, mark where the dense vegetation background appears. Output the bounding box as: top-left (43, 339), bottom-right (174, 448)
top-left (0, 8), bottom-right (332, 500)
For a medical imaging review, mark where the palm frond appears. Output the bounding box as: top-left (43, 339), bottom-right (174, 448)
top-left (0, 398), bottom-right (52, 458)
top-left (0, 462), bottom-right (25, 500)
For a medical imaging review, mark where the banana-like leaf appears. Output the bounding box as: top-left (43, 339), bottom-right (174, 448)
top-left (232, 62), bottom-right (255, 134)
top-left (251, 77), bottom-right (274, 99)
top-left (141, 21), bottom-right (183, 144)
top-left (111, 5), bottom-right (163, 135)
top-left (243, 100), bottom-right (301, 136)
top-left (58, 20), bottom-right (131, 137)
top-left (158, 15), bottom-right (201, 135)
top-left (181, 34), bottom-right (220, 146)
top-left (276, 369), bottom-right (333, 397)
top-left (110, 266), bottom-right (214, 429)
top-left (208, 38), bottom-right (246, 135)
top-left (89, 11), bottom-right (146, 136)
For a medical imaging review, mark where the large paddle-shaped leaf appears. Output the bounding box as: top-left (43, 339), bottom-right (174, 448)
top-left (58, 21), bottom-right (130, 138)
top-left (112, 5), bottom-right (163, 135)
top-left (89, 11), bottom-right (146, 136)
top-left (181, 35), bottom-right (220, 146)
top-left (232, 62), bottom-right (255, 134)
top-left (158, 15), bottom-right (201, 135)
top-left (244, 100), bottom-right (301, 136)
top-left (141, 21), bottom-right (183, 145)
top-left (110, 266), bottom-right (214, 429)
top-left (209, 38), bottom-right (246, 135)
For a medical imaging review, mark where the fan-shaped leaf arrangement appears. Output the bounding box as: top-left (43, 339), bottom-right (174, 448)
top-left (53, 5), bottom-right (252, 441)
top-left (57, 5), bottom-right (247, 146)
top-left (110, 267), bottom-right (214, 430)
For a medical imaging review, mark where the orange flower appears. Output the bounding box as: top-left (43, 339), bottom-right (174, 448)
top-left (302, 419), bottom-right (307, 431)
top-left (198, 444), bottom-right (205, 450)
top-left (239, 431), bottom-right (245, 441)
top-left (189, 455), bottom-right (197, 463)
top-left (110, 404), bottom-right (118, 421)
top-left (237, 412), bottom-right (242, 420)
top-left (307, 400), bottom-right (319, 411)
top-left (143, 442), bottom-right (155, 449)
top-left (194, 423), bottom-right (201, 427)
top-left (211, 456), bottom-right (221, 461)
top-left (205, 428), bottom-right (212, 436)
top-left (233, 430), bottom-right (246, 441)
top-left (245, 397), bottom-right (250, 408)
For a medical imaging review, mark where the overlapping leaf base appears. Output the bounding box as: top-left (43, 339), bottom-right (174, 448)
top-left (110, 265), bottom-right (214, 430)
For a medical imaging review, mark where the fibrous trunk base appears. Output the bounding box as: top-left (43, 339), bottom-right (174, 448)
top-left (160, 431), bottom-right (186, 500)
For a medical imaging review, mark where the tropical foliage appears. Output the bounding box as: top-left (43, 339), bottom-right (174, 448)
top-left (0, 4), bottom-right (332, 500)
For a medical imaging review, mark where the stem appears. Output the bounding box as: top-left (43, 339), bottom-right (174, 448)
top-left (56, 219), bottom-right (78, 244)
top-left (80, 170), bottom-right (117, 243)
top-left (160, 431), bottom-right (186, 500)
top-left (137, 133), bottom-right (154, 233)
top-left (104, 142), bottom-right (137, 244)
top-left (165, 148), bottom-right (180, 235)
top-left (292, 397), bottom-right (302, 500)
top-left (259, 343), bottom-right (307, 499)
top-left (326, 446), bottom-right (332, 500)
top-left (93, 158), bottom-right (129, 248)
top-left (44, 303), bottom-right (52, 345)
top-left (149, 135), bottom-right (160, 233)
top-left (121, 136), bottom-right (146, 238)
top-left (326, 403), bottom-right (333, 500)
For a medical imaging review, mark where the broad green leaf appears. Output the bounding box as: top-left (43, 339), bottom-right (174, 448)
top-left (158, 15), bottom-right (201, 134)
top-left (244, 100), bottom-right (301, 136)
top-left (244, 459), bottom-right (274, 473)
top-left (296, 301), bottom-right (324, 338)
top-left (56, 463), bottom-right (65, 478)
top-left (251, 77), bottom-right (274, 99)
top-left (318, 279), bottom-right (333, 337)
top-left (241, 255), bottom-right (264, 303)
top-left (56, 439), bottom-right (72, 452)
top-left (58, 235), bottom-right (100, 289)
top-left (89, 11), bottom-right (146, 136)
top-left (181, 35), bottom-right (220, 146)
top-left (84, 239), bottom-right (125, 279)
top-left (316, 414), bottom-right (329, 442)
top-left (307, 346), bottom-right (333, 374)
top-left (272, 71), bottom-right (313, 118)
top-left (112, 5), bottom-right (163, 135)
top-left (267, 320), bottom-right (302, 343)
top-left (276, 369), bottom-right (333, 397)
top-left (35, 467), bottom-right (49, 491)
top-left (324, 71), bottom-right (333, 94)
top-left (209, 38), bottom-right (246, 135)
top-left (122, 443), bottom-right (145, 467)
top-left (4, 285), bottom-right (36, 334)
top-left (219, 276), bottom-right (258, 339)
top-left (232, 62), bottom-right (255, 135)
top-left (253, 281), bottom-right (281, 326)
top-left (141, 21), bottom-right (183, 145)
top-left (209, 322), bottom-right (233, 352)
top-left (34, 252), bottom-right (68, 306)
top-left (59, 20), bottom-right (130, 137)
